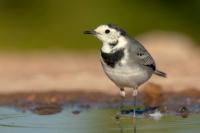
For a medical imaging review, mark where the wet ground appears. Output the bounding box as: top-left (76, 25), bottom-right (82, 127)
top-left (0, 84), bottom-right (199, 132)
top-left (0, 106), bottom-right (200, 133)
top-left (0, 83), bottom-right (199, 115)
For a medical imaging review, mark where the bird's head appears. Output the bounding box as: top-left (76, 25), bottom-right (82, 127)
top-left (84, 24), bottom-right (127, 44)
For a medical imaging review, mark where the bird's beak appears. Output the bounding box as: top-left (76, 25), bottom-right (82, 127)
top-left (83, 30), bottom-right (97, 35)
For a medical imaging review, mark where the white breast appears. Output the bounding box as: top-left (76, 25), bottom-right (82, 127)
top-left (101, 61), bottom-right (150, 88)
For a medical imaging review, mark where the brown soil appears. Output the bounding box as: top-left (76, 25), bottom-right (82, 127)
top-left (0, 83), bottom-right (199, 115)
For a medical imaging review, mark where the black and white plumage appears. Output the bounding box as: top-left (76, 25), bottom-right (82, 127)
top-left (84, 24), bottom-right (166, 97)
top-left (101, 48), bottom-right (124, 68)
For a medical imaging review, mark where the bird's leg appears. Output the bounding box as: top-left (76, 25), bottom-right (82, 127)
top-left (132, 87), bottom-right (138, 133)
top-left (133, 88), bottom-right (138, 97)
top-left (115, 114), bottom-right (124, 133)
top-left (115, 88), bottom-right (126, 120)
top-left (115, 88), bottom-right (125, 118)
top-left (119, 88), bottom-right (125, 111)
top-left (132, 87), bottom-right (138, 117)
top-left (115, 88), bottom-right (125, 133)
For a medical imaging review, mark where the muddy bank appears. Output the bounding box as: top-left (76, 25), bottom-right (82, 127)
top-left (0, 83), bottom-right (199, 115)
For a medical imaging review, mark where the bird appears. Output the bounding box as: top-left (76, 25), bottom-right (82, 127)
top-left (84, 24), bottom-right (166, 117)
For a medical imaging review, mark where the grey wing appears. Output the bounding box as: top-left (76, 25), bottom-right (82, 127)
top-left (136, 46), bottom-right (155, 68)
top-left (128, 39), bottom-right (167, 77)
top-left (136, 46), bottom-right (167, 77)
top-left (129, 40), bottom-right (156, 71)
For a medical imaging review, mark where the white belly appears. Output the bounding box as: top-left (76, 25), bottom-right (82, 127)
top-left (101, 61), bottom-right (151, 88)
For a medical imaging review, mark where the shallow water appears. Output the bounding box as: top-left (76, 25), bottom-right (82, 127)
top-left (0, 107), bottom-right (199, 133)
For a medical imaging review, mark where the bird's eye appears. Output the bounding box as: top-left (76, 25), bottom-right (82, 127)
top-left (105, 29), bottom-right (110, 34)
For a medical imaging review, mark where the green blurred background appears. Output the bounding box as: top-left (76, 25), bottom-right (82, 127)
top-left (0, 0), bottom-right (199, 52)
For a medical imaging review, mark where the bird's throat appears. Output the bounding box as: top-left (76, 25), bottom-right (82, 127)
top-left (101, 48), bottom-right (124, 68)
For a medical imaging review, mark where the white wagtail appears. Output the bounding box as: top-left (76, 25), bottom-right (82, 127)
top-left (84, 24), bottom-right (166, 116)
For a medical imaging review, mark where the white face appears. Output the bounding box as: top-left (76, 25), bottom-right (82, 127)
top-left (94, 25), bottom-right (121, 44)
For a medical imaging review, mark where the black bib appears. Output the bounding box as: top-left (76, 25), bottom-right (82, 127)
top-left (101, 48), bottom-right (124, 68)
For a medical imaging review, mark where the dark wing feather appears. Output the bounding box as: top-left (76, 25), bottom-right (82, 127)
top-left (136, 46), bottom-right (156, 70)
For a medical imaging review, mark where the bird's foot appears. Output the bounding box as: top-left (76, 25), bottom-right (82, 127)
top-left (115, 113), bottom-right (121, 120)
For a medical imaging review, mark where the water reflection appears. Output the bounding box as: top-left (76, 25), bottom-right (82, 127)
top-left (0, 106), bottom-right (199, 133)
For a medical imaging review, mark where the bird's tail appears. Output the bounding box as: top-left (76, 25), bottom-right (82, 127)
top-left (154, 70), bottom-right (167, 78)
